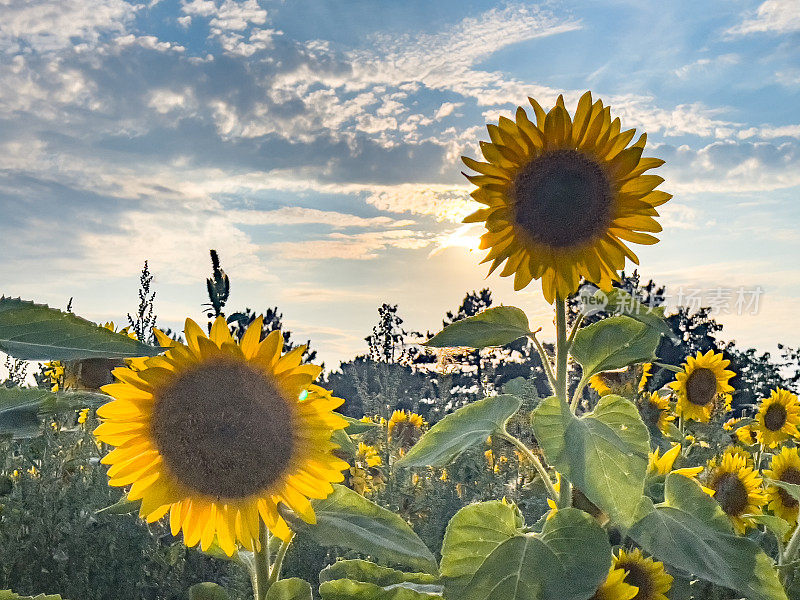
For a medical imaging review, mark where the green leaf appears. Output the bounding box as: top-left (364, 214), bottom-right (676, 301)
top-left (291, 485), bottom-right (437, 574)
top-left (459, 508), bottom-right (610, 600)
top-left (0, 592), bottom-right (65, 600)
top-left (0, 297), bottom-right (162, 361)
top-left (397, 395), bottom-right (521, 468)
top-left (746, 514), bottom-right (792, 541)
top-left (439, 500), bottom-right (524, 596)
top-left (343, 415), bottom-right (378, 434)
top-left (571, 315), bottom-right (661, 380)
top-left (96, 495), bottom-right (141, 515)
top-left (595, 288), bottom-right (678, 343)
top-left (629, 474), bottom-right (788, 600)
top-left (188, 583), bottom-right (230, 600)
top-left (0, 387), bottom-right (110, 438)
top-left (320, 561), bottom-right (438, 587)
top-left (423, 307), bottom-right (531, 349)
top-left (319, 579), bottom-right (439, 600)
top-left (265, 579), bottom-right (313, 600)
top-left (332, 428), bottom-right (357, 459)
top-left (530, 394), bottom-right (650, 527)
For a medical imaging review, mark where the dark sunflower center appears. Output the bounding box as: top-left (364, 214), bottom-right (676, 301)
top-left (618, 561), bottom-right (653, 600)
top-left (685, 368), bottom-right (717, 407)
top-left (511, 149), bottom-right (613, 248)
top-left (778, 467), bottom-right (800, 508)
top-left (714, 473), bottom-right (749, 517)
top-left (151, 359), bottom-right (295, 499)
top-left (764, 403), bottom-right (788, 431)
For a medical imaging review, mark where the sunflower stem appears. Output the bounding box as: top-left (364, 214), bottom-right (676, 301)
top-left (565, 312), bottom-right (584, 351)
top-left (528, 330), bottom-right (557, 393)
top-left (570, 376), bottom-right (589, 413)
top-left (781, 520), bottom-right (800, 582)
top-left (500, 430), bottom-right (558, 503)
top-left (252, 521), bottom-right (272, 600)
top-left (555, 298), bottom-right (569, 406)
top-left (268, 535), bottom-right (294, 586)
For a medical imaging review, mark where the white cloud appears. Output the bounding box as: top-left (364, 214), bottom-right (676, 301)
top-left (365, 184), bottom-right (474, 223)
top-left (271, 230), bottom-right (431, 260)
top-left (182, 0), bottom-right (268, 31)
top-left (673, 54), bottom-right (739, 79)
top-left (727, 0), bottom-right (800, 35)
top-left (434, 102), bottom-right (462, 119)
top-left (0, 0), bottom-right (134, 53)
top-left (737, 124), bottom-right (800, 140)
top-left (228, 206), bottom-right (415, 229)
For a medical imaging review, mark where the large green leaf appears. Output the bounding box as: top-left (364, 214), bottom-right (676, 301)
top-left (397, 395), bottom-right (521, 468)
top-left (0, 297), bottom-right (161, 360)
top-left (530, 394), bottom-right (649, 527)
top-left (188, 583), bottom-right (230, 600)
top-left (343, 415), bottom-right (378, 435)
top-left (0, 387), bottom-right (110, 438)
top-left (454, 508), bottom-right (610, 600)
top-left (594, 288), bottom-right (678, 342)
top-left (439, 500), bottom-right (523, 598)
top-left (320, 561), bottom-right (438, 587)
top-left (423, 307), bottom-right (531, 349)
top-left (571, 315), bottom-right (661, 380)
top-left (319, 579), bottom-right (439, 600)
top-left (629, 474), bottom-right (787, 600)
top-left (291, 485), bottom-right (437, 574)
top-left (265, 579), bottom-right (313, 600)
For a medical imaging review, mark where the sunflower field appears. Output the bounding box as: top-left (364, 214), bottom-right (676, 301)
top-left (3, 93), bottom-right (800, 600)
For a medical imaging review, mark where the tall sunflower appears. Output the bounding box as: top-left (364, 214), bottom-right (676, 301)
top-left (639, 392), bottom-right (675, 435)
top-left (94, 316), bottom-right (349, 556)
top-left (764, 446), bottom-right (800, 524)
top-left (754, 388), bottom-right (800, 448)
top-left (612, 548), bottom-right (672, 600)
top-left (705, 449), bottom-right (765, 534)
top-left (462, 92), bottom-right (670, 303)
top-left (671, 350), bottom-right (735, 423)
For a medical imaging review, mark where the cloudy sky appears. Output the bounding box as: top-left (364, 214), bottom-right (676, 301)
top-left (1, 0), bottom-right (798, 366)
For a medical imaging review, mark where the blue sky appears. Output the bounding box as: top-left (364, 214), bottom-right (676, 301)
top-left (0, 0), bottom-right (798, 366)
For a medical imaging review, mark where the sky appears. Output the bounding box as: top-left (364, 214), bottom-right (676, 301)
top-left (0, 0), bottom-right (798, 368)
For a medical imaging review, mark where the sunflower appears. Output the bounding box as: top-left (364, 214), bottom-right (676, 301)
top-left (640, 392), bottom-right (675, 434)
top-left (94, 316), bottom-right (349, 556)
top-left (764, 446), bottom-right (800, 524)
top-left (755, 388), bottom-right (800, 448)
top-left (387, 410), bottom-right (425, 451)
top-left (705, 449), bottom-right (765, 533)
top-left (590, 564), bottom-right (638, 600)
top-left (612, 548), bottom-right (672, 600)
top-left (348, 442), bottom-right (383, 496)
top-left (590, 363), bottom-right (651, 398)
top-left (671, 351), bottom-right (735, 423)
top-left (461, 92), bottom-right (670, 303)
top-left (724, 417), bottom-right (759, 446)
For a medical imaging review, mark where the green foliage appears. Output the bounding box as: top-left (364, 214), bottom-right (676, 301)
top-left (318, 561), bottom-right (440, 600)
top-left (593, 287), bottom-right (678, 342)
top-left (0, 297), bottom-right (161, 361)
top-left (264, 579), bottom-right (312, 600)
top-left (290, 485), bottom-right (438, 574)
top-left (397, 395), bottom-right (521, 468)
top-left (440, 504), bottom-right (609, 600)
top-left (629, 474), bottom-right (787, 600)
top-left (423, 307), bottom-right (531, 349)
top-left (0, 591), bottom-right (65, 600)
top-left (571, 314), bottom-right (661, 380)
top-left (0, 388), bottom-right (109, 438)
top-left (531, 394), bottom-right (650, 527)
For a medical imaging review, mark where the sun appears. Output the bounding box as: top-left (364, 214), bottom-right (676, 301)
top-left (671, 350), bottom-right (735, 423)
top-left (461, 91), bottom-right (671, 303)
top-left (94, 316), bottom-right (349, 556)
top-left (754, 388), bottom-right (800, 448)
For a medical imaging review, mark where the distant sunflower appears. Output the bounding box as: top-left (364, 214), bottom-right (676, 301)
top-left (462, 92), bottom-right (670, 303)
top-left (94, 316), bottom-right (349, 556)
top-left (640, 392), bottom-right (674, 434)
top-left (647, 444), bottom-right (703, 479)
top-left (724, 417), bottom-right (759, 446)
top-left (388, 410), bottom-right (425, 451)
top-left (671, 351), bottom-right (735, 423)
top-left (755, 388), bottom-right (800, 448)
top-left (706, 449), bottom-right (765, 534)
top-left (764, 446), bottom-right (800, 524)
top-left (613, 548), bottom-right (672, 600)
top-left (590, 564), bottom-right (638, 600)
